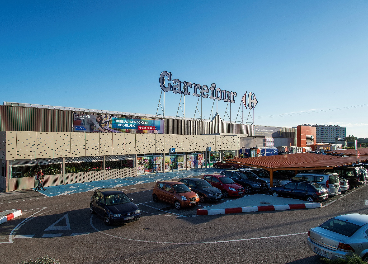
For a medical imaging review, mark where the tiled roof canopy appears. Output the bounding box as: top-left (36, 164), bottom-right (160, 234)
top-left (231, 151), bottom-right (368, 171)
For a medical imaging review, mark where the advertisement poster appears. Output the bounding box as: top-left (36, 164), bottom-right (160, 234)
top-left (137, 156), bottom-right (163, 173)
top-left (154, 156), bottom-right (163, 173)
top-left (186, 154), bottom-right (204, 169)
top-left (73, 113), bottom-right (164, 134)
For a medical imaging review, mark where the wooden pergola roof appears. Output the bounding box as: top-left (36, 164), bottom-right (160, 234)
top-left (228, 150), bottom-right (368, 187)
top-left (231, 153), bottom-right (368, 171)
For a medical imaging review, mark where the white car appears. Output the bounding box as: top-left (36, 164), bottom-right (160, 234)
top-left (308, 214), bottom-right (368, 261)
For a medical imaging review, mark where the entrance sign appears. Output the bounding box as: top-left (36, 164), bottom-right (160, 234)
top-left (159, 71), bottom-right (237, 103)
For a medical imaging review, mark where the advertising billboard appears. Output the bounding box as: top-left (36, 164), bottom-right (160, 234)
top-left (73, 113), bottom-right (164, 134)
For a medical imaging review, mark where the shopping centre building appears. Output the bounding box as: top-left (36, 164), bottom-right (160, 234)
top-left (0, 101), bottom-right (296, 192)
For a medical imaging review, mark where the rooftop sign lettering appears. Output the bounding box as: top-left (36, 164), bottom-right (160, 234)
top-left (159, 71), bottom-right (237, 103)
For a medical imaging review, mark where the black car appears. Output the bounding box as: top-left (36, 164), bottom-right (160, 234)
top-left (221, 170), bottom-right (270, 194)
top-left (179, 178), bottom-right (222, 202)
top-left (271, 181), bottom-right (328, 202)
top-left (240, 168), bottom-right (280, 187)
top-left (90, 188), bottom-right (141, 225)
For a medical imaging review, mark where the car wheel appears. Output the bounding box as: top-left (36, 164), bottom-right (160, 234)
top-left (90, 205), bottom-right (95, 214)
top-left (362, 254), bottom-right (368, 263)
top-left (222, 190), bottom-right (229, 198)
top-left (152, 194), bottom-right (158, 202)
top-left (104, 215), bottom-right (111, 225)
top-left (174, 201), bottom-right (181, 210)
top-left (272, 192), bottom-right (278, 197)
top-left (199, 194), bottom-right (206, 203)
top-left (306, 196), bottom-right (314, 202)
top-left (244, 186), bottom-right (252, 194)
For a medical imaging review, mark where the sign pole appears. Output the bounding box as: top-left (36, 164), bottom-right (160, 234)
top-left (230, 102), bottom-right (231, 123)
top-left (201, 94), bottom-right (202, 121)
top-left (163, 92), bottom-right (165, 117)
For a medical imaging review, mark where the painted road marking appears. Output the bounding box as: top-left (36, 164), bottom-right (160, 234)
top-left (71, 233), bottom-right (90, 236)
top-left (44, 214), bottom-right (71, 231)
top-left (14, 235), bottom-right (35, 239)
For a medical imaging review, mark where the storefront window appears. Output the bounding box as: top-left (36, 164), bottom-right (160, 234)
top-left (11, 164), bottom-right (61, 178)
top-left (105, 160), bottom-right (133, 170)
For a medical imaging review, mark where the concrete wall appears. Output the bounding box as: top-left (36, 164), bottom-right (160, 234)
top-left (7, 168), bottom-right (136, 192)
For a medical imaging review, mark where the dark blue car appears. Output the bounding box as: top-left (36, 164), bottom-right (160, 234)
top-left (90, 188), bottom-right (141, 225)
top-left (271, 181), bottom-right (328, 202)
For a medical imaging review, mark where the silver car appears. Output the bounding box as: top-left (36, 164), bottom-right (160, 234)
top-left (293, 173), bottom-right (341, 196)
top-left (339, 178), bottom-right (349, 193)
top-left (307, 213), bottom-right (368, 261)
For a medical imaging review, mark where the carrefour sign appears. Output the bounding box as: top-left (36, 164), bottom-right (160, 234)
top-left (159, 71), bottom-right (237, 103)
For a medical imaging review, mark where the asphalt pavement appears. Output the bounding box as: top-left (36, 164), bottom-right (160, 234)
top-left (1, 168), bottom-right (319, 217)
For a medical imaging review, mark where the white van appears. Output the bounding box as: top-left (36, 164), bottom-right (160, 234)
top-left (293, 173), bottom-right (340, 196)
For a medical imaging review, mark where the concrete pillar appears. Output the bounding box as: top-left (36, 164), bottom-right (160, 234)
top-left (6, 160), bottom-right (10, 192)
top-left (62, 157), bottom-right (66, 185)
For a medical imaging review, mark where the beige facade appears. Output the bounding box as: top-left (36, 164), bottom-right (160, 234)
top-left (0, 131), bottom-right (240, 192)
top-left (0, 131), bottom-right (239, 160)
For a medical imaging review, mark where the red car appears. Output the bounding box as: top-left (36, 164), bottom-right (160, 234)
top-left (202, 174), bottom-right (244, 198)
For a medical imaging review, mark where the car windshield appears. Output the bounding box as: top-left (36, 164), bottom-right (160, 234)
top-left (105, 193), bottom-right (131, 206)
top-left (195, 180), bottom-right (213, 188)
top-left (239, 171), bottom-right (258, 179)
top-left (320, 218), bottom-right (362, 237)
top-left (219, 177), bottom-right (235, 184)
top-left (173, 184), bottom-right (191, 193)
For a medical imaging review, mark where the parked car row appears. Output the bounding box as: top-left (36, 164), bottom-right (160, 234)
top-left (151, 174), bottom-right (246, 209)
top-left (89, 166), bottom-right (368, 226)
top-left (220, 170), bottom-right (270, 194)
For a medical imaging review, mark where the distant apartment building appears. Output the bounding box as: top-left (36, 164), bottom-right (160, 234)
top-left (312, 125), bottom-right (346, 143)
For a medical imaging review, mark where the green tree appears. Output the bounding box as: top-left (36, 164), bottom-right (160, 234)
top-left (346, 135), bottom-right (357, 142)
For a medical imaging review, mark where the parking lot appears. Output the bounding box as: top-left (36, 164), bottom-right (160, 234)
top-left (1, 168), bottom-right (368, 263)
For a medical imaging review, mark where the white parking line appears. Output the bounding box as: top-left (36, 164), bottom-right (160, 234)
top-left (14, 235), bottom-right (34, 239)
top-left (71, 233), bottom-right (90, 236)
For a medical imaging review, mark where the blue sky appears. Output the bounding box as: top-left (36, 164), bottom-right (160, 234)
top-left (1, 1), bottom-right (367, 137)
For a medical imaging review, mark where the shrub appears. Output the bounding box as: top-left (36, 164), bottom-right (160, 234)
top-left (322, 254), bottom-right (366, 264)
